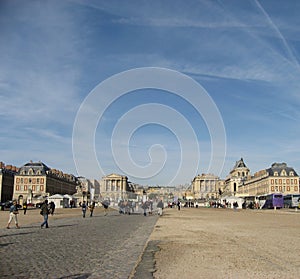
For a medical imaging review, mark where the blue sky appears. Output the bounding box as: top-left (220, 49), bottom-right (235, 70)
top-left (1, 0), bottom-right (300, 186)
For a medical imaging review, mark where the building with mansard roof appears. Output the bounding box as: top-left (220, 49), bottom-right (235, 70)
top-left (14, 161), bottom-right (78, 205)
top-left (239, 162), bottom-right (299, 196)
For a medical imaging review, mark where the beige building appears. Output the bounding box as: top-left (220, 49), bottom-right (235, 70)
top-left (224, 158), bottom-right (250, 196)
top-left (192, 173), bottom-right (221, 200)
top-left (14, 161), bottom-right (78, 205)
top-left (100, 173), bottom-right (133, 201)
top-left (239, 162), bottom-right (299, 196)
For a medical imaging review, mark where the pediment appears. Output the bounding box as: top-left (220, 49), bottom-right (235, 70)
top-left (105, 173), bottom-right (126, 179)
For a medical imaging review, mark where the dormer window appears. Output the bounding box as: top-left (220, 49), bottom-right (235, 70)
top-left (289, 171), bottom-right (294, 176)
top-left (28, 168), bottom-right (34, 175)
top-left (36, 170), bottom-right (41, 175)
top-left (281, 170), bottom-right (287, 176)
top-left (274, 172), bottom-right (278, 176)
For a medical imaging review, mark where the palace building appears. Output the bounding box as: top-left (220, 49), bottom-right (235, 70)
top-left (224, 158), bottom-right (250, 196)
top-left (192, 173), bottom-right (222, 200)
top-left (238, 162), bottom-right (299, 196)
top-left (99, 173), bottom-right (135, 201)
top-left (13, 161), bottom-right (78, 205)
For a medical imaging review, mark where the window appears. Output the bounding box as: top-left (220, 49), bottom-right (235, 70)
top-left (274, 172), bottom-right (278, 176)
top-left (281, 170), bottom-right (287, 176)
top-left (289, 171), bottom-right (294, 176)
top-left (28, 168), bottom-right (34, 175)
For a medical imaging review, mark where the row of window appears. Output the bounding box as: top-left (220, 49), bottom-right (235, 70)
top-left (20, 169), bottom-right (43, 175)
top-left (271, 186), bottom-right (298, 192)
top-left (274, 170), bottom-right (294, 176)
top-left (16, 177), bottom-right (44, 184)
top-left (15, 185), bottom-right (44, 192)
top-left (270, 179), bottom-right (298, 185)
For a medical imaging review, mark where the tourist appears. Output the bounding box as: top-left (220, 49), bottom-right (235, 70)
top-left (7, 200), bottom-right (20, 229)
top-left (141, 201), bottom-right (149, 216)
top-left (157, 199), bottom-right (164, 216)
top-left (40, 200), bottom-right (50, 228)
top-left (49, 201), bottom-right (55, 215)
top-left (177, 200), bottom-right (181, 211)
top-left (89, 201), bottom-right (95, 217)
top-left (81, 201), bottom-right (87, 218)
top-left (101, 200), bottom-right (109, 216)
top-left (23, 201), bottom-right (27, 215)
top-left (233, 201), bottom-right (238, 211)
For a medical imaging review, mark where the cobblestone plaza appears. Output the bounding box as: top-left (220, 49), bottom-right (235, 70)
top-left (0, 210), bottom-right (158, 279)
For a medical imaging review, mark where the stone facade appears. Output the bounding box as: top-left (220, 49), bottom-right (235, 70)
top-left (192, 173), bottom-right (221, 200)
top-left (99, 173), bottom-right (130, 201)
top-left (14, 161), bottom-right (78, 204)
top-left (224, 158), bottom-right (250, 196)
top-left (239, 162), bottom-right (299, 196)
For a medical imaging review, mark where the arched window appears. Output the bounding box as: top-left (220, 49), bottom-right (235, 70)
top-left (289, 171), bottom-right (294, 176)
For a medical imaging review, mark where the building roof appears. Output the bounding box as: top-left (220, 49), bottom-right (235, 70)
top-left (266, 162), bottom-right (298, 176)
top-left (233, 158), bottom-right (248, 169)
top-left (18, 161), bottom-right (50, 175)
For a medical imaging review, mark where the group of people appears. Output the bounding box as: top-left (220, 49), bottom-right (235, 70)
top-left (80, 201), bottom-right (96, 218)
top-left (79, 200), bottom-right (110, 218)
top-left (6, 199), bottom-right (56, 229)
top-left (6, 198), bottom-right (165, 230)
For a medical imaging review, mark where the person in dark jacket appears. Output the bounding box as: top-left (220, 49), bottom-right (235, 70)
top-left (40, 200), bottom-right (50, 228)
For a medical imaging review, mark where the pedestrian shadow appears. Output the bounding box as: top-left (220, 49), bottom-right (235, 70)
top-left (57, 273), bottom-right (91, 279)
top-left (0, 231), bottom-right (34, 238)
top-left (0, 242), bottom-right (13, 247)
top-left (54, 224), bottom-right (77, 228)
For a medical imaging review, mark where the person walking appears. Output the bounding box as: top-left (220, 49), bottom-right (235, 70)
top-left (157, 199), bottom-right (164, 216)
top-left (7, 200), bottom-right (20, 229)
top-left (23, 201), bottom-right (27, 215)
top-left (40, 200), bottom-right (50, 228)
top-left (89, 201), bottom-right (95, 217)
top-left (49, 201), bottom-right (55, 215)
top-left (101, 200), bottom-right (109, 216)
top-left (81, 201), bottom-right (87, 218)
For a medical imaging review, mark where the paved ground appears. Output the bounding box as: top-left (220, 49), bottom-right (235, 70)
top-left (0, 208), bottom-right (158, 279)
top-left (150, 207), bottom-right (300, 279)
